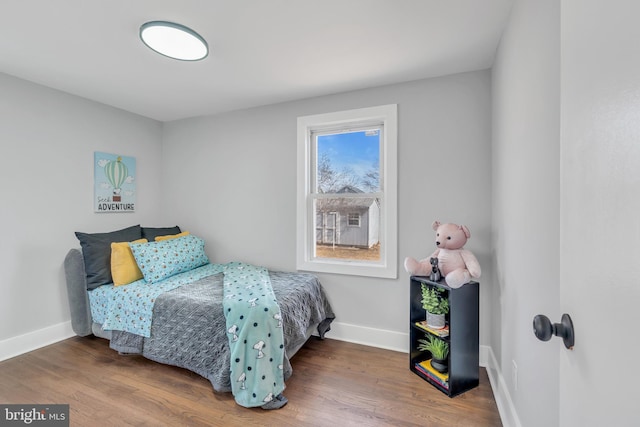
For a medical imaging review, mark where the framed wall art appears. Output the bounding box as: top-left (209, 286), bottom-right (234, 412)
top-left (94, 152), bottom-right (136, 213)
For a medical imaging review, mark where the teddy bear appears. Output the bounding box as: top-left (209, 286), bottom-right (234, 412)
top-left (404, 221), bottom-right (481, 288)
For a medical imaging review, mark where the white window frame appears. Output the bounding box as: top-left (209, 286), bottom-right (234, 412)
top-left (296, 104), bottom-right (397, 278)
top-left (347, 213), bottom-right (361, 227)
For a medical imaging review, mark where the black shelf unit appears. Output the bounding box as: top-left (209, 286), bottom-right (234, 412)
top-left (409, 276), bottom-right (479, 397)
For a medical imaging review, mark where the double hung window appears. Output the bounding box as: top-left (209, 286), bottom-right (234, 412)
top-left (296, 104), bottom-right (397, 278)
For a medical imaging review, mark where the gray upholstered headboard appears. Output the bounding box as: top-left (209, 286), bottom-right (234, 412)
top-left (64, 248), bottom-right (114, 338)
top-left (64, 249), bottom-right (92, 336)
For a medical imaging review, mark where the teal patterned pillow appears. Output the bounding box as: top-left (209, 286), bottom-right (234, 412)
top-left (129, 234), bottom-right (210, 284)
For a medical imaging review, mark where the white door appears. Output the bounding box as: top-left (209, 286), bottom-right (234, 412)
top-left (560, 1), bottom-right (640, 425)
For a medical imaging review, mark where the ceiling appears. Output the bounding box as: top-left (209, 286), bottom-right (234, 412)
top-left (0, 0), bottom-right (513, 122)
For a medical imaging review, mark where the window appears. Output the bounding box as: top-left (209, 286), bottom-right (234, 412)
top-left (297, 104), bottom-right (397, 278)
top-left (347, 213), bottom-right (361, 227)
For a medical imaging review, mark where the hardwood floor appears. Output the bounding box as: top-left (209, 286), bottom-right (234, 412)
top-left (0, 336), bottom-right (502, 426)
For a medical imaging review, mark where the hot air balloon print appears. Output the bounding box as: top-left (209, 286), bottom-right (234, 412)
top-left (94, 151), bottom-right (136, 213)
top-left (104, 157), bottom-right (128, 202)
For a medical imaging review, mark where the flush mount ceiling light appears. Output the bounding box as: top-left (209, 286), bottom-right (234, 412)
top-left (139, 21), bottom-right (208, 61)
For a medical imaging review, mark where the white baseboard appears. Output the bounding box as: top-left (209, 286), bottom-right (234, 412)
top-left (327, 321), bottom-right (495, 365)
top-left (483, 345), bottom-right (522, 427)
top-left (479, 344), bottom-right (489, 367)
top-left (0, 321), bottom-right (75, 362)
top-left (324, 321), bottom-right (409, 353)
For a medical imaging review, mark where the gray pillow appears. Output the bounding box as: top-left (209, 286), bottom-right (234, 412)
top-left (141, 226), bottom-right (181, 241)
top-left (75, 224), bottom-right (142, 289)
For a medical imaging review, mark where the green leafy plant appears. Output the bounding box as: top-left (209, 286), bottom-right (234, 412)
top-left (417, 335), bottom-right (449, 360)
top-left (421, 284), bottom-right (449, 315)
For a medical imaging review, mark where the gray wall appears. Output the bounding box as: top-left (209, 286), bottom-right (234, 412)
top-left (0, 72), bottom-right (164, 345)
top-left (161, 71), bottom-right (493, 350)
top-left (492, 0), bottom-right (560, 426)
top-left (0, 68), bottom-right (493, 382)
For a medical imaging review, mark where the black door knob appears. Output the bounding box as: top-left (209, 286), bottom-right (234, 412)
top-left (532, 313), bottom-right (574, 350)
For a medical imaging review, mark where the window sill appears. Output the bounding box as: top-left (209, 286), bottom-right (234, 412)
top-left (296, 258), bottom-right (397, 279)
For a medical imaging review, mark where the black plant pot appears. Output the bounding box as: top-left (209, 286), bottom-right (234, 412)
top-left (430, 357), bottom-right (448, 374)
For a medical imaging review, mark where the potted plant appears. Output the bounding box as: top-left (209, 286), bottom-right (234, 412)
top-left (418, 335), bottom-right (450, 374)
top-left (421, 283), bottom-right (449, 329)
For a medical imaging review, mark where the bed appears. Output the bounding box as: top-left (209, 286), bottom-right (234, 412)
top-left (63, 225), bottom-right (335, 405)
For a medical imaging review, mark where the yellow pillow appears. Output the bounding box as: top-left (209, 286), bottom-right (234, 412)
top-left (154, 231), bottom-right (190, 241)
top-left (111, 238), bottom-right (147, 286)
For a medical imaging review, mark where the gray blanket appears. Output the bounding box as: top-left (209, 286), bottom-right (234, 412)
top-left (110, 271), bottom-right (334, 392)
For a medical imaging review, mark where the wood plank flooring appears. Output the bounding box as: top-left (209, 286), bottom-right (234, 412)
top-left (0, 336), bottom-right (502, 426)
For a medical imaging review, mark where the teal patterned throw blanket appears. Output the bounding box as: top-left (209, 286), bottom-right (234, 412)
top-left (222, 262), bottom-right (285, 408)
